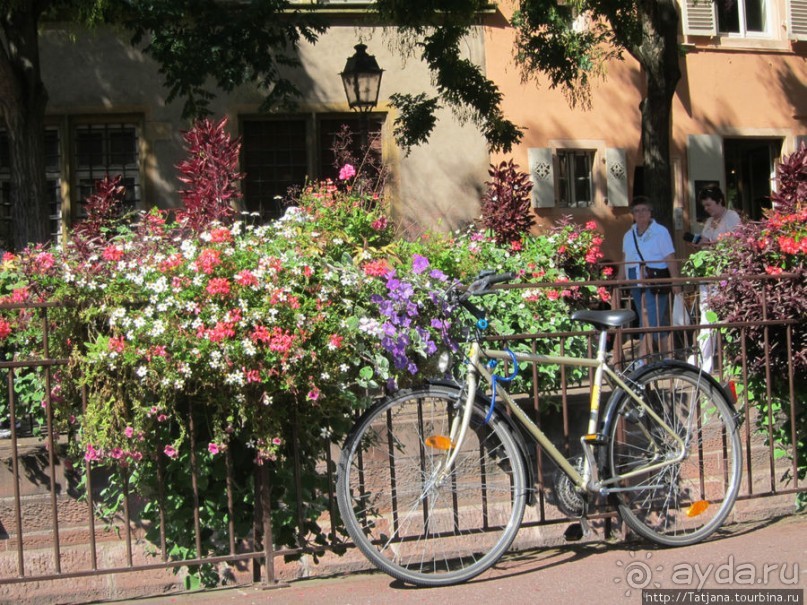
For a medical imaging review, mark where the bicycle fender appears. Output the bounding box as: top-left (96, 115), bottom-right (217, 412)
top-left (427, 378), bottom-right (537, 504)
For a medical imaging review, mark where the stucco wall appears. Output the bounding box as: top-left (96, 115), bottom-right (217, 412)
top-left (39, 23), bottom-right (491, 234)
top-left (483, 0), bottom-right (807, 262)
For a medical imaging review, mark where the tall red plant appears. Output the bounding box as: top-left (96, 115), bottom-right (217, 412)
top-left (480, 160), bottom-right (535, 245)
top-left (74, 175), bottom-right (127, 242)
top-left (176, 117), bottom-right (242, 230)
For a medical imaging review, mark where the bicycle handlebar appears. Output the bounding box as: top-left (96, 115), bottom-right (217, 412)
top-left (454, 271), bottom-right (516, 320)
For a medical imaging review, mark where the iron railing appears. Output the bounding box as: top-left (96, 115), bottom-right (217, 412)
top-left (0, 273), bottom-right (802, 599)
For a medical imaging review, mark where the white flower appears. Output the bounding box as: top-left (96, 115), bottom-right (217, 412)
top-left (136, 366), bottom-right (148, 378)
top-left (242, 340), bottom-right (257, 356)
top-left (150, 320), bottom-right (166, 337)
top-left (224, 371), bottom-right (244, 386)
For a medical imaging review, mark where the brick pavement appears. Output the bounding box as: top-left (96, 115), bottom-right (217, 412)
top-left (108, 514), bottom-right (807, 605)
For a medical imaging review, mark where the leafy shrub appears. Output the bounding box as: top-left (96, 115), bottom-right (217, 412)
top-left (480, 160), bottom-right (535, 245)
top-left (0, 125), bottom-right (610, 583)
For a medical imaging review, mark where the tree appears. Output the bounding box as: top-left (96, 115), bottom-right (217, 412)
top-left (376, 0), bottom-right (682, 229)
top-left (0, 0), bottom-right (324, 250)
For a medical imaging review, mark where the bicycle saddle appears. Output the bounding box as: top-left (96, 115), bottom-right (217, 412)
top-left (570, 309), bottom-right (636, 330)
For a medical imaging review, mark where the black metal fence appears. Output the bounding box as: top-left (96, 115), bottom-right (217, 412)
top-left (0, 273), bottom-right (803, 600)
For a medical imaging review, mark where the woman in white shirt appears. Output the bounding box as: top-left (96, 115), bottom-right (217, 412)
top-left (619, 197), bottom-right (680, 359)
top-left (689, 186), bottom-right (741, 372)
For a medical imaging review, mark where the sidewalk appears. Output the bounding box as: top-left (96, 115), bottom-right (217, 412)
top-left (109, 515), bottom-right (807, 605)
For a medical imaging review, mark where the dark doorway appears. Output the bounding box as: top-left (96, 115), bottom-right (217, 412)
top-left (724, 138), bottom-right (782, 221)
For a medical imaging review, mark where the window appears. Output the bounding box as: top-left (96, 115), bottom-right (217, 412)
top-left (0, 119), bottom-right (141, 247)
top-left (74, 123), bottom-right (141, 215)
top-left (718, 0), bottom-right (768, 35)
top-left (241, 114), bottom-right (384, 221)
top-left (557, 150), bottom-right (594, 208)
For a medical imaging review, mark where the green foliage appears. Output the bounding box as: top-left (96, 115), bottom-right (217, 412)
top-left (684, 145), bottom-right (806, 510)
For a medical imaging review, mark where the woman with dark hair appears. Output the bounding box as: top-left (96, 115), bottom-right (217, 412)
top-left (618, 196), bottom-right (680, 359)
top-left (695, 186), bottom-right (741, 246)
top-left (688, 185), bottom-right (741, 372)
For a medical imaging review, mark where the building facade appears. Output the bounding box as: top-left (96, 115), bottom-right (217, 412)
top-left (484, 0), bottom-right (807, 260)
top-left (1, 1), bottom-right (805, 257)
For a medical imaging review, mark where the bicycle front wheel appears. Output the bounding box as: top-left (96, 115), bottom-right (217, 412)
top-left (336, 385), bottom-right (527, 586)
top-left (606, 365), bottom-right (742, 546)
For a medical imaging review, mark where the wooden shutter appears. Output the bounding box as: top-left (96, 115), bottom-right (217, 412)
top-left (687, 134), bottom-right (724, 205)
top-left (682, 0), bottom-right (717, 36)
top-left (605, 148), bottom-right (629, 207)
top-left (528, 147), bottom-right (555, 208)
top-left (788, 0), bottom-right (807, 40)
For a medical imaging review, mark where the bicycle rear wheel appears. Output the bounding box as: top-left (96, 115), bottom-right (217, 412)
top-left (606, 365), bottom-right (741, 546)
top-left (336, 384), bottom-right (527, 586)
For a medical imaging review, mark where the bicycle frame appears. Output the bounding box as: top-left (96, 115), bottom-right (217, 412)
top-left (441, 337), bottom-right (688, 496)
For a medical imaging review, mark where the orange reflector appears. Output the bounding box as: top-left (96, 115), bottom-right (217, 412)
top-left (685, 500), bottom-right (710, 517)
top-left (425, 435), bottom-right (453, 451)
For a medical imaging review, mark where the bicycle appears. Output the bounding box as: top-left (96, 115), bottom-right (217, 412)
top-left (336, 271), bottom-right (742, 587)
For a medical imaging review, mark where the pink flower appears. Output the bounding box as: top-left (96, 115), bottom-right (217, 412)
top-left (244, 368), bottom-right (261, 383)
top-left (272, 437), bottom-right (282, 446)
top-left (235, 270), bottom-right (259, 287)
top-left (307, 387), bottom-right (320, 401)
top-left (195, 248), bottom-right (222, 274)
top-left (371, 216), bottom-right (388, 231)
top-left (102, 245), bottom-right (125, 262)
top-left (110, 447), bottom-right (124, 460)
top-left (124, 426), bottom-right (134, 439)
top-left (108, 336), bottom-right (125, 353)
top-left (206, 277), bottom-right (231, 297)
top-left (208, 443), bottom-right (220, 455)
top-left (163, 445), bottom-right (178, 458)
top-left (85, 445), bottom-right (101, 462)
top-left (35, 252), bottom-right (56, 272)
top-left (338, 164), bottom-right (356, 181)
top-left (328, 334), bottom-right (344, 350)
top-left (157, 413), bottom-right (168, 422)
top-left (510, 240), bottom-right (522, 251)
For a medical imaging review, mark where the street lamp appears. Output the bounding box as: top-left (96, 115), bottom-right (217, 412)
top-left (340, 44), bottom-right (383, 113)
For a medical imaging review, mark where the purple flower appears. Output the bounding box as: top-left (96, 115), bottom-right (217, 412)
top-left (429, 269), bottom-right (448, 281)
top-left (412, 254), bottom-right (430, 275)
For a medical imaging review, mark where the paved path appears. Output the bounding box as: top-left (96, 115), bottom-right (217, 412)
top-left (113, 515), bottom-right (806, 605)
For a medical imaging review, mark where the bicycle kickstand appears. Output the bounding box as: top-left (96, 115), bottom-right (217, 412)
top-left (563, 502), bottom-right (592, 542)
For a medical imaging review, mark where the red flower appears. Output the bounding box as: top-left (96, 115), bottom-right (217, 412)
top-left (0, 319), bottom-right (12, 340)
top-left (102, 245), bottom-right (125, 262)
top-left (206, 277), bottom-right (231, 297)
top-left (363, 259), bottom-right (391, 277)
top-left (209, 227), bottom-right (233, 243)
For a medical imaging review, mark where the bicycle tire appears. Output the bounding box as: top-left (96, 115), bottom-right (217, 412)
top-left (336, 384), bottom-right (528, 586)
top-left (606, 364), bottom-right (742, 546)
